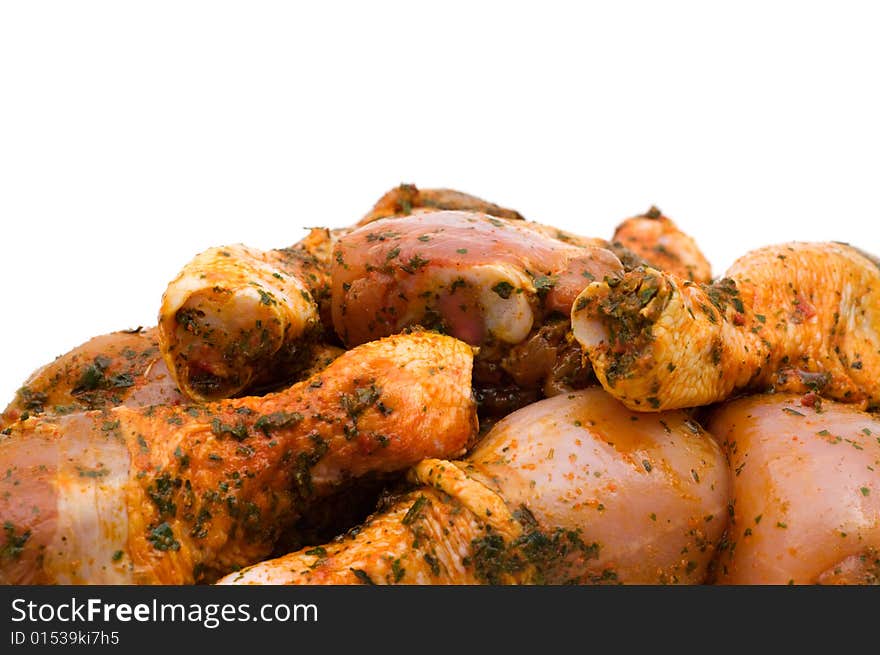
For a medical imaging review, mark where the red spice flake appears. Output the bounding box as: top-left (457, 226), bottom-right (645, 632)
top-left (800, 392), bottom-right (819, 408)
top-left (791, 295), bottom-right (817, 324)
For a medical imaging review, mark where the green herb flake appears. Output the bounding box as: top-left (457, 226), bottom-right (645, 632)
top-left (210, 418), bottom-right (249, 441)
top-left (401, 254), bottom-right (430, 273)
top-left (532, 275), bottom-right (557, 297)
top-left (402, 495), bottom-right (428, 526)
top-left (147, 522), bottom-right (180, 551)
top-left (1, 522), bottom-right (31, 560)
top-left (350, 568), bottom-right (375, 585)
top-left (257, 289), bottom-right (277, 306)
top-left (424, 552), bottom-right (440, 576)
top-left (491, 281), bottom-right (515, 299)
top-left (76, 465), bottom-right (109, 478)
top-left (254, 411), bottom-right (304, 436)
top-left (391, 558), bottom-right (406, 582)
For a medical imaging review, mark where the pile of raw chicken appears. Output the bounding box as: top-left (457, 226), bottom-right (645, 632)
top-left (1, 185), bottom-right (878, 585)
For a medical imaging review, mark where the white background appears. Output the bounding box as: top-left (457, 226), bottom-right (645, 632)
top-left (1, 1), bottom-right (878, 404)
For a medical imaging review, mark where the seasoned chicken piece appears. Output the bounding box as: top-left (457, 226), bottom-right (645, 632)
top-left (0, 332), bottom-right (476, 584)
top-left (572, 242), bottom-right (880, 411)
top-left (359, 183), bottom-right (525, 226)
top-left (220, 388), bottom-right (728, 585)
top-left (332, 211), bottom-right (617, 346)
top-left (292, 342), bottom-right (346, 380)
top-left (1, 329), bottom-right (343, 433)
top-left (1, 328), bottom-right (184, 430)
top-left (157, 186), bottom-right (518, 403)
top-left (159, 228), bottom-right (333, 401)
top-left (333, 211), bottom-right (621, 410)
top-left (611, 207), bottom-right (712, 283)
top-left (706, 394), bottom-right (880, 584)
top-left (155, 187), bottom-right (703, 409)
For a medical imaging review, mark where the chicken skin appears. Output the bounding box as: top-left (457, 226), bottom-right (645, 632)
top-left (332, 211), bottom-right (617, 347)
top-left (1, 328), bottom-right (343, 432)
top-left (332, 211), bottom-right (621, 409)
top-left (158, 185), bottom-right (710, 408)
top-left (572, 242), bottom-right (880, 411)
top-left (358, 183), bottom-right (525, 226)
top-left (612, 207), bottom-right (712, 283)
top-left (0, 332), bottom-right (476, 584)
top-left (158, 229), bottom-right (332, 402)
top-left (157, 186), bottom-right (525, 403)
top-left (11, 178), bottom-right (876, 590)
top-left (706, 393), bottom-right (880, 584)
top-left (1, 327), bottom-right (184, 430)
top-left (220, 388), bottom-right (729, 585)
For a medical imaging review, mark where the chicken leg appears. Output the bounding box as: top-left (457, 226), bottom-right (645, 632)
top-left (220, 387), bottom-right (729, 584)
top-left (0, 332), bottom-right (476, 584)
top-left (572, 242), bottom-right (880, 411)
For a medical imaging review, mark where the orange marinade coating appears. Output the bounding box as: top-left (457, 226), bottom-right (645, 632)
top-left (612, 206), bottom-right (712, 283)
top-left (158, 229), bottom-right (332, 402)
top-left (332, 210), bottom-right (619, 347)
top-left (221, 387), bottom-right (728, 585)
top-left (1, 327), bottom-right (184, 430)
top-left (0, 332), bottom-right (476, 584)
top-left (358, 183), bottom-right (525, 226)
top-left (572, 241), bottom-right (880, 411)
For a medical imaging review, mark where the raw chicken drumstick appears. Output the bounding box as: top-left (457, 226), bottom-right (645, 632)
top-left (158, 229), bottom-right (332, 401)
top-left (332, 210), bottom-right (617, 347)
top-left (358, 183), bottom-right (525, 226)
top-left (707, 393), bottom-right (880, 584)
top-left (332, 210), bottom-right (622, 410)
top-left (158, 185), bottom-right (523, 402)
top-left (0, 332), bottom-right (476, 584)
top-left (0, 328), bottom-right (343, 431)
top-left (1, 327), bottom-right (184, 430)
top-left (359, 186), bottom-right (714, 284)
top-left (572, 242), bottom-right (880, 411)
top-left (220, 387), bottom-right (729, 585)
top-left (157, 182), bottom-right (711, 407)
top-left (611, 206), bottom-right (712, 283)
